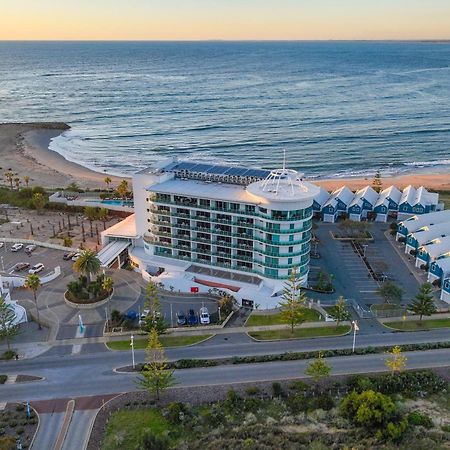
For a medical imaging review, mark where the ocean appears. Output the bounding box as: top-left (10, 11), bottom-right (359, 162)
top-left (0, 41), bottom-right (449, 179)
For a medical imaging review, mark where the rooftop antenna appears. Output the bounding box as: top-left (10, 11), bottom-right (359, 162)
top-left (282, 149), bottom-right (286, 172)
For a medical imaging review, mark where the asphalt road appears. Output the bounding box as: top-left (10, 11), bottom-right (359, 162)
top-left (1, 327), bottom-right (450, 403)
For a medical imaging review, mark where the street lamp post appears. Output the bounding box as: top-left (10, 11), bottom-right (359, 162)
top-left (130, 335), bottom-right (135, 370)
top-left (352, 320), bottom-right (359, 353)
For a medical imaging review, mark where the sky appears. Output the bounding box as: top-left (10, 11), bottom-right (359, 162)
top-left (1, 0), bottom-right (449, 41)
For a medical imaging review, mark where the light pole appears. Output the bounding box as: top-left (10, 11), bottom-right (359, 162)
top-left (130, 335), bottom-right (135, 369)
top-left (0, 256), bottom-right (4, 272)
top-left (352, 320), bottom-right (359, 353)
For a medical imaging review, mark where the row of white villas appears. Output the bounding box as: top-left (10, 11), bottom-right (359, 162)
top-left (315, 184), bottom-right (442, 223)
top-left (396, 210), bottom-right (450, 304)
top-left (102, 159), bottom-right (320, 308)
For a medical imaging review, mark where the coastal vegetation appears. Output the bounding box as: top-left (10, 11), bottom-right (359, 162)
top-left (100, 370), bottom-right (449, 450)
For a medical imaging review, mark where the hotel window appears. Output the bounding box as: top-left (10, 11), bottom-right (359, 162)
top-left (245, 205), bottom-right (256, 214)
top-left (199, 199), bottom-right (210, 208)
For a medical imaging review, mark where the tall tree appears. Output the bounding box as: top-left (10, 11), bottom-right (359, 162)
top-left (104, 176), bottom-right (112, 191)
top-left (98, 207), bottom-right (109, 230)
top-left (116, 180), bottom-right (129, 200)
top-left (23, 175), bottom-right (30, 188)
top-left (385, 345), bottom-right (407, 374)
top-left (279, 266), bottom-right (306, 335)
top-left (409, 282), bottom-right (436, 320)
top-left (372, 169), bottom-right (383, 193)
top-left (24, 274), bottom-right (42, 330)
top-left (84, 206), bottom-right (98, 238)
top-left (145, 281), bottom-right (161, 318)
top-left (0, 296), bottom-right (20, 351)
top-left (305, 352), bottom-right (332, 383)
top-left (4, 171), bottom-right (14, 190)
top-left (32, 192), bottom-right (46, 214)
top-left (73, 249), bottom-right (101, 282)
top-left (137, 328), bottom-right (175, 400)
top-left (329, 295), bottom-right (351, 327)
top-left (377, 281), bottom-right (403, 305)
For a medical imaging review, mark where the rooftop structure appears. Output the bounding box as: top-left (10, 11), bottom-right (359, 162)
top-left (397, 210), bottom-right (450, 238)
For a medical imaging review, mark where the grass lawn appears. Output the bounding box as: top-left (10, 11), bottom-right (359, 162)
top-left (385, 318), bottom-right (450, 331)
top-left (102, 409), bottom-right (174, 450)
top-left (107, 334), bottom-right (212, 351)
top-left (245, 308), bottom-right (321, 327)
top-left (248, 325), bottom-right (350, 340)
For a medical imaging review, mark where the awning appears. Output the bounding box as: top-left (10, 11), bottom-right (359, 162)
top-left (97, 241), bottom-right (130, 267)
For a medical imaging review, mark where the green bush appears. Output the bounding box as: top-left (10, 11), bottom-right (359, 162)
top-left (1, 350), bottom-right (16, 360)
top-left (340, 390), bottom-right (396, 428)
top-left (272, 382), bottom-right (284, 398)
top-left (223, 389), bottom-right (241, 413)
top-left (385, 418), bottom-right (408, 442)
top-left (311, 394), bottom-right (335, 411)
top-left (140, 429), bottom-right (170, 450)
top-left (407, 412), bottom-right (433, 429)
top-left (0, 376), bottom-right (6, 384)
top-left (245, 386), bottom-right (260, 396)
top-left (165, 402), bottom-right (187, 425)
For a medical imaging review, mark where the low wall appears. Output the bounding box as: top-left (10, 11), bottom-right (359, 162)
top-left (379, 312), bottom-right (450, 323)
top-left (64, 290), bottom-right (112, 310)
top-left (0, 237), bottom-right (77, 252)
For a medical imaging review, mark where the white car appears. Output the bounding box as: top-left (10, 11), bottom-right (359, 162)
top-left (199, 307), bottom-right (210, 325)
top-left (11, 243), bottom-right (23, 252)
top-left (0, 242), bottom-right (4, 249)
top-left (71, 253), bottom-right (81, 261)
top-left (28, 263), bottom-right (45, 274)
top-left (25, 244), bottom-right (37, 254)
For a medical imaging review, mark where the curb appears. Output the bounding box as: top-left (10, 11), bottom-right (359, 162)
top-left (28, 403), bottom-right (40, 450)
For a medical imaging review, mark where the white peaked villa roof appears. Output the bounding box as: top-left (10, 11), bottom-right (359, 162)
top-left (313, 186), bottom-right (331, 207)
top-left (247, 168), bottom-right (320, 202)
top-left (420, 236), bottom-right (450, 260)
top-left (411, 222), bottom-right (450, 246)
top-left (401, 210), bottom-right (450, 233)
top-left (375, 185), bottom-right (401, 209)
top-left (400, 185), bottom-right (438, 207)
top-left (332, 186), bottom-right (355, 206)
top-left (349, 185), bottom-right (378, 208)
top-left (434, 256), bottom-right (450, 276)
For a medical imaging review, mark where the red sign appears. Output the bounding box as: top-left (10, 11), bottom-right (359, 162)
top-left (191, 287), bottom-right (199, 293)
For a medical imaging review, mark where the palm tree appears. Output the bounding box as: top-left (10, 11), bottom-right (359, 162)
top-left (104, 177), bottom-right (112, 191)
top-left (102, 276), bottom-right (114, 328)
top-left (73, 249), bottom-right (101, 282)
top-left (23, 175), bottom-right (30, 188)
top-left (84, 206), bottom-right (98, 238)
top-left (4, 171), bottom-right (14, 190)
top-left (116, 180), bottom-right (129, 200)
top-left (25, 274), bottom-right (42, 330)
top-left (98, 207), bottom-right (109, 230)
top-left (32, 192), bottom-right (46, 214)
top-left (14, 177), bottom-right (20, 190)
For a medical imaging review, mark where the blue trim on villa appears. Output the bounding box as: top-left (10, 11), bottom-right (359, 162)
top-left (429, 261), bottom-right (443, 280)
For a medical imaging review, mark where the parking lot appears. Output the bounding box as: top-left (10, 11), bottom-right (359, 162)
top-left (0, 241), bottom-right (75, 277)
top-left (314, 222), bottom-right (420, 309)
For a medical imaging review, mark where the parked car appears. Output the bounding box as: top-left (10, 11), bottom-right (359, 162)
top-left (25, 244), bottom-right (37, 254)
top-left (11, 243), bottom-right (23, 252)
top-left (63, 251), bottom-right (76, 261)
top-left (28, 263), bottom-right (45, 274)
top-left (0, 242), bottom-right (4, 249)
top-left (199, 307), bottom-right (210, 325)
top-left (14, 262), bottom-right (30, 272)
top-left (139, 309), bottom-right (150, 325)
top-left (176, 311), bottom-right (187, 326)
top-left (71, 253), bottom-right (81, 261)
top-left (188, 309), bottom-right (198, 326)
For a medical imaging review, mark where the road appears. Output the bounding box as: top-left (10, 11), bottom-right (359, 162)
top-left (1, 327), bottom-right (450, 403)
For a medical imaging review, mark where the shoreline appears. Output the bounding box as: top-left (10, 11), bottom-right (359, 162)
top-left (1, 122), bottom-right (449, 192)
top-left (0, 123), bottom-right (128, 190)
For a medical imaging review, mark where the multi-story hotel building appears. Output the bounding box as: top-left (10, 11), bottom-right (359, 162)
top-left (120, 158), bottom-right (319, 306)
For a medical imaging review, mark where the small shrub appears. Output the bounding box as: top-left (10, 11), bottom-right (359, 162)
top-left (15, 405), bottom-right (25, 412)
top-left (16, 427), bottom-right (24, 435)
top-left (408, 412), bottom-right (433, 429)
top-left (288, 380), bottom-right (308, 392)
top-left (386, 418), bottom-right (408, 442)
top-left (311, 394), bottom-right (335, 411)
top-left (0, 375), bottom-right (7, 384)
top-left (245, 386), bottom-right (260, 396)
top-left (165, 402), bottom-right (187, 425)
top-left (140, 430), bottom-right (170, 450)
top-left (8, 420), bottom-right (17, 428)
top-left (1, 350), bottom-right (16, 360)
top-left (272, 382), bottom-right (284, 397)
top-left (441, 424), bottom-right (450, 432)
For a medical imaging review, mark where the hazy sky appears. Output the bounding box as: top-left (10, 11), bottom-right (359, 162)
top-left (1, 0), bottom-right (449, 40)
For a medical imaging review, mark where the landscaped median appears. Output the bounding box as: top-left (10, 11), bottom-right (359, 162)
top-left (382, 317), bottom-right (450, 331)
top-left (248, 325), bottom-right (351, 340)
top-left (106, 334), bottom-right (213, 351)
top-left (245, 309), bottom-right (321, 326)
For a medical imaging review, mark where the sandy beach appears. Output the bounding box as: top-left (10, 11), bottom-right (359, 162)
top-left (0, 122), bottom-right (449, 192)
top-left (0, 123), bottom-right (128, 190)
